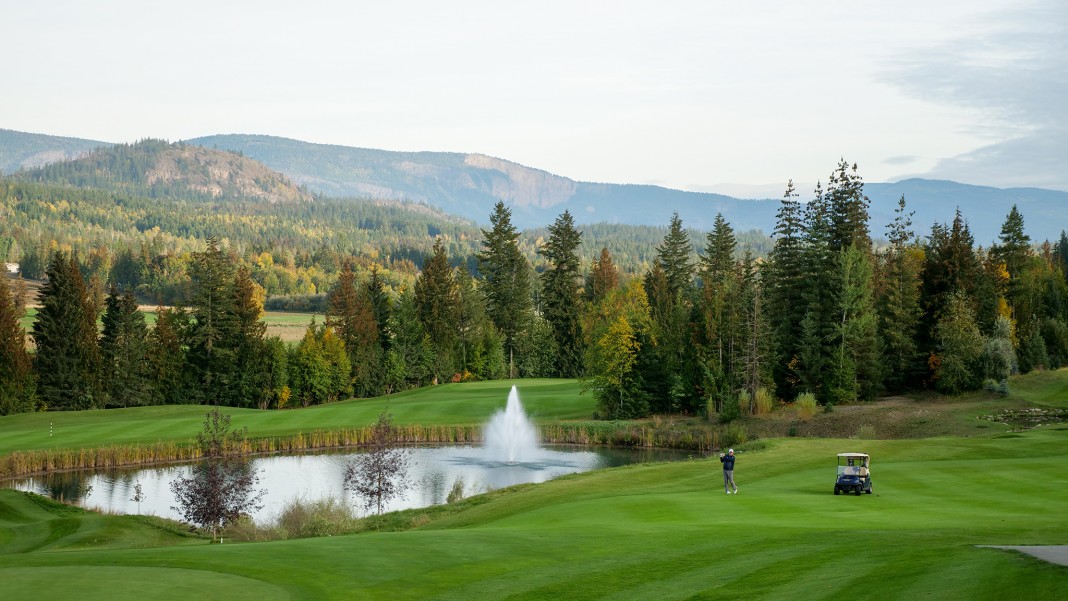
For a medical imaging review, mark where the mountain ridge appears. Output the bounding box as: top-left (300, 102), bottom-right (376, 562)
top-left (1, 128), bottom-right (1064, 242)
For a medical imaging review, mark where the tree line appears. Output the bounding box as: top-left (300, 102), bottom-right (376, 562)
top-left (2, 160), bottom-right (1068, 417)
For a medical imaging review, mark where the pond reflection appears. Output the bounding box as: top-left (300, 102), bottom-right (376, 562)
top-left (6, 445), bottom-right (684, 523)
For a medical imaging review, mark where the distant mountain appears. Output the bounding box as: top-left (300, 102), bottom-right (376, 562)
top-left (9, 139), bottom-right (312, 205)
top-left (0, 128), bottom-right (110, 174)
top-left (186, 134), bottom-right (772, 232)
top-left (1, 129), bottom-right (1064, 242)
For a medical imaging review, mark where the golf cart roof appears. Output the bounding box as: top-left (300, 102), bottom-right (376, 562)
top-left (837, 453), bottom-right (869, 459)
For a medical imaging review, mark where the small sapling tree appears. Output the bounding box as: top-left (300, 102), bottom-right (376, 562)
top-left (344, 410), bottom-right (410, 515)
top-left (171, 408), bottom-right (265, 540)
top-left (131, 482), bottom-right (145, 514)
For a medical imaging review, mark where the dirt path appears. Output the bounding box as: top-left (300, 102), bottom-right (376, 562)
top-left (979, 545), bottom-right (1068, 567)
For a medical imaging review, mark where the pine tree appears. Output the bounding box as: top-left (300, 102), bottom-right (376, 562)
top-left (877, 196), bottom-right (925, 392)
top-left (825, 159), bottom-right (871, 253)
top-left (830, 245), bottom-right (881, 403)
top-left (795, 183), bottom-right (838, 401)
top-left (227, 267), bottom-right (268, 407)
top-left (920, 209), bottom-right (981, 366)
top-left (415, 238), bottom-right (460, 381)
top-left (147, 305), bottom-right (192, 406)
top-left (477, 202), bottom-right (532, 376)
top-left (655, 212), bottom-right (693, 297)
top-left (188, 238), bottom-right (236, 404)
top-left (100, 286), bottom-right (151, 408)
top-left (389, 289), bottom-right (434, 388)
top-left (32, 251), bottom-right (102, 410)
top-left (328, 263), bottom-right (381, 396)
top-left (365, 264), bottom-right (393, 354)
top-left (763, 180), bottom-right (806, 399)
top-left (0, 275), bottom-right (35, 414)
top-left (539, 210), bottom-right (584, 378)
top-left (991, 205), bottom-right (1032, 323)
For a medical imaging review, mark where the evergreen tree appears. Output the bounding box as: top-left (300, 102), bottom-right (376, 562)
top-left (795, 183), bottom-right (838, 401)
top-left (32, 251), bottom-right (102, 410)
top-left (935, 292), bottom-right (984, 394)
top-left (365, 264), bottom-right (393, 354)
top-left (539, 210), bottom-right (584, 378)
top-left (763, 181), bottom-right (806, 399)
top-left (0, 275), bottom-right (34, 414)
top-left (227, 267), bottom-right (268, 407)
top-left (736, 248), bottom-right (772, 403)
top-left (991, 205), bottom-right (1032, 322)
top-left (877, 196), bottom-right (925, 392)
top-left (920, 210), bottom-right (981, 373)
top-left (415, 238), bottom-right (460, 381)
top-left (698, 213), bottom-right (741, 411)
top-left (829, 245), bottom-right (881, 403)
top-left (328, 263), bottom-right (381, 396)
top-left (389, 289), bottom-right (434, 388)
top-left (825, 159), bottom-right (871, 253)
top-left (100, 286), bottom-right (152, 408)
top-left (188, 238), bottom-right (236, 404)
top-left (477, 202), bottom-right (532, 376)
top-left (147, 305), bottom-right (192, 406)
top-left (655, 212), bottom-right (693, 297)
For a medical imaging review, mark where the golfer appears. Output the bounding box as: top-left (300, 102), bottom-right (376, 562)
top-left (719, 448), bottom-right (738, 494)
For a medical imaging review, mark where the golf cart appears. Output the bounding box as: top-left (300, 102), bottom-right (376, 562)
top-left (834, 453), bottom-right (872, 496)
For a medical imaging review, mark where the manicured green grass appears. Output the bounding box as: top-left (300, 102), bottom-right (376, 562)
top-left (0, 379), bottom-right (592, 456)
top-left (1, 427), bottom-right (1066, 600)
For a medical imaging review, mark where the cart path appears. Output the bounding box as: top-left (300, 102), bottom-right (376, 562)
top-left (979, 546), bottom-right (1068, 567)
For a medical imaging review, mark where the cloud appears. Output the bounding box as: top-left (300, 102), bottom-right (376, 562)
top-left (882, 155), bottom-right (920, 167)
top-left (883, 0), bottom-right (1067, 190)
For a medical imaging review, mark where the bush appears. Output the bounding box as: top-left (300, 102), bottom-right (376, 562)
top-left (719, 393), bottom-right (741, 424)
top-left (737, 390), bottom-right (752, 416)
top-left (854, 424), bottom-right (876, 440)
top-left (723, 422), bottom-right (749, 447)
top-left (276, 497), bottom-right (358, 538)
top-left (796, 392), bottom-right (818, 421)
top-left (447, 477), bottom-right (465, 504)
top-left (753, 387), bottom-right (774, 416)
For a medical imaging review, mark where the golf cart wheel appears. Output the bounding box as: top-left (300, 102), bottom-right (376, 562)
top-left (854, 486), bottom-right (861, 496)
top-left (866, 482), bottom-right (873, 494)
top-left (834, 487), bottom-right (840, 495)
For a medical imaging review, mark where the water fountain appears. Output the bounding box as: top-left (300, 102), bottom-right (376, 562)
top-left (483, 385), bottom-right (540, 463)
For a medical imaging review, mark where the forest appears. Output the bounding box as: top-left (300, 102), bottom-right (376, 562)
top-left (2, 157), bottom-right (1067, 419)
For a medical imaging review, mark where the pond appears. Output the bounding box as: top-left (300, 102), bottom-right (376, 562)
top-left (5, 445), bottom-right (686, 523)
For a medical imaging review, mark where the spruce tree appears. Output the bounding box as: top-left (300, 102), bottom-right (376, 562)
top-left (415, 238), bottom-right (460, 382)
top-left (655, 212), bottom-right (693, 297)
top-left (32, 251), bottom-right (102, 410)
top-left (328, 263), bottom-right (381, 396)
top-left (147, 305), bottom-right (192, 406)
top-left (228, 267), bottom-right (268, 407)
top-left (877, 196), bottom-right (925, 392)
top-left (188, 238), bottom-right (236, 404)
top-left (763, 181), bottom-right (806, 399)
top-left (539, 210), bottom-right (584, 378)
top-left (100, 286), bottom-right (151, 407)
top-left (992, 205), bottom-right (1032, 323)
top-left (825, 159), bottom-right (872, 253)
top-left (477, 202), bottom-right (532, 376)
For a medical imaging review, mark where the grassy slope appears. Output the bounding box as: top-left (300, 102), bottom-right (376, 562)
top-left (1, 427), bottom-right (1065, 600)
top-left (0, 379), bottom-right (592, 455)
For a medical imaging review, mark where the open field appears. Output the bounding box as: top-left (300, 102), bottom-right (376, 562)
top-left (1, 426), bottom-right (1065, 600)
top-left (16, 306), bottom-right (319, 345)
top-left (0, 379), bottom-right (592, 457)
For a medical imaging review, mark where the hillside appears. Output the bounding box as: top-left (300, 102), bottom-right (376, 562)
top-left (0, 128), bottom-right (110, 175)
top-left (9, 139), bottom-right (313, 205)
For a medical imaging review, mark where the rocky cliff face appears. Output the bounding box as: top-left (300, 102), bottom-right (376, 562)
top-left (463, 154), bottom-right (577, 209)
top-left (146, 145), bottom-right (311, 204)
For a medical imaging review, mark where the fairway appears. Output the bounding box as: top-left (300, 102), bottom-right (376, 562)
top-left (1, 374), bottom-right (1067, 599)
top-left (1, 427), bottom-right (1065, 600)
top-left (0, 379), bottom-right (591, 457)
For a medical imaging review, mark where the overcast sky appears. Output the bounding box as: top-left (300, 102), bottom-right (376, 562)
top-left (5, 0), bottom-right (1064, 195)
